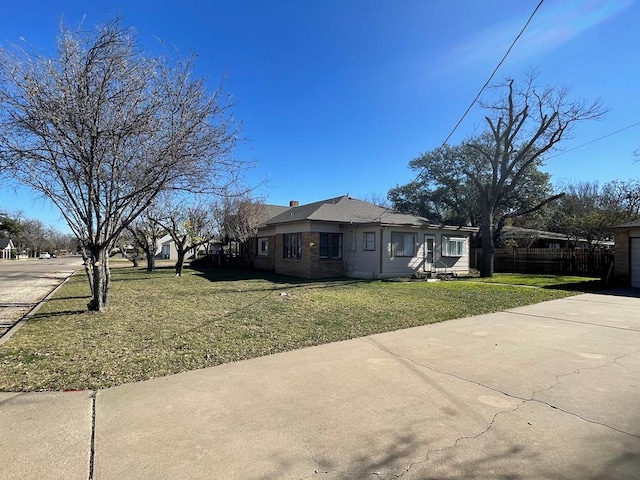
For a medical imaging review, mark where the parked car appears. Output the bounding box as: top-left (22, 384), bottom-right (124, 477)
top-left (39, 252), bottom-right (50, 259)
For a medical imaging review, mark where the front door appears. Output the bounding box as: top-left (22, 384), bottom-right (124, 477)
top-left (424, 235), bottom-right (435, 272)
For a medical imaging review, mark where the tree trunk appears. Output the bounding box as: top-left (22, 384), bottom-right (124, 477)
top-left (141, 242), bottom-right (156, 273)
top-left (480, 213), bottom-right (495, 278)
top-left (175, 249), bottom-right (186, 276)
top-left (145, 251), bottom-right (156, 272)
top-left (87, 248), bottom-right (110, 311)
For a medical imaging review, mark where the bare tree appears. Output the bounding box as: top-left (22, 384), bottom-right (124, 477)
top-left (113, 229), bottom-right (143, 267)
top-left (0, 18), bottom-right (241, 310)
top-left (153, 197), bottom-right (219, 276)
top-left (127, 207), bottom-right (166, 272)
top-left (215, 195), bottom-right (267, 268)
top-left (467, 74), bottom-right (606, 276)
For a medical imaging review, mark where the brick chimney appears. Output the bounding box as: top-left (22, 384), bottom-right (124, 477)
top-left (289, 200), bottom-right (299, 207)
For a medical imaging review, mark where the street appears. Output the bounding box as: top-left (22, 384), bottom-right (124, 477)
top-left (0, 256), bottom-right (83, 337)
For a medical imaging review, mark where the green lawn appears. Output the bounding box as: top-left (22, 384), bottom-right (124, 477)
top-left (0, 266), bottom-right (600, 392)
top-left (468, 273), bottom-right (603, 290)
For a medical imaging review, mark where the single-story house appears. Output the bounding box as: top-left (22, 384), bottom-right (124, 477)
top-left (253, 196), bottom-right (477, 279)
top-left (156, 234), bottom-right (180, 260)
top-left (0, 238), bottom-right (15, 260)
top-left (613, 219), bottom-right (640, 287)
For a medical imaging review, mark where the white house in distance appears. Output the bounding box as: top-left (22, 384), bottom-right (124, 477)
top-left (253, 196), bottom-right (477, 279)
top-left (0, 238), bottom-right (15, 260)
top-left (156, 234), bottom-right (179, 260)
top-left (155, 234), bottom-right (212, 260)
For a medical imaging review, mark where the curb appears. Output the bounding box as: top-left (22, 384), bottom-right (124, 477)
top-left (0, 271), bottom-right (77, 347)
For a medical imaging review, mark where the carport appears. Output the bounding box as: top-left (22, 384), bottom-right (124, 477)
top-left (614, 219), bottom-right (640, 287)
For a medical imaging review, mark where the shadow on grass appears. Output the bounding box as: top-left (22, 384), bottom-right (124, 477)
top-left (541, 280), bottom-right (605, 293)
top-left (46, 295), bottom-right (91, 302)
top-left (31, 309), bottom-right (86, 319)
top-left (190, 265), bottom-right (370, 291)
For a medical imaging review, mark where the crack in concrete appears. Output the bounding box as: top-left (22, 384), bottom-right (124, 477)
top-left (357, 337), bottom-right (640, 479)
top-left (505, 310), bottom-right (640, 333)
top-left (393, 401), bottom-right (526, 479)
top-left (532, 347), bottom-right (640, 400)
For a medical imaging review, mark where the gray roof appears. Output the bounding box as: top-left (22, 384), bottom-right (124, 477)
top-left (0, 238), bottom-right (13, 249)
top-left (615, 219), bottom-right (640, 229)
top-left (263, 196), bottom-right (476, 231)
top-left (257, 204), bottom-right (293, 227)
top-left (501, 226), bottom-right (570, 241)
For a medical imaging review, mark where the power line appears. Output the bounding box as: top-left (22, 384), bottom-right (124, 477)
top-left (407, 0), bottom-right (545, 191)
top-left (547, 121), bottom-right (640, 159)
top-left (437, 0), bottom-right (545, 149)
top-left (376, 1), bottom-right (545, 220)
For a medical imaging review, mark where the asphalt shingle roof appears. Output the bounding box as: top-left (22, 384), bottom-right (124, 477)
top-left (264, 195), bottom-right (435, 227)
top-left (615, 219), bottom-right (640, 229)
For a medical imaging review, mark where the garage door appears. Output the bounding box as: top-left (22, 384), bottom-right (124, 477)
top-left (632, 238), bottom-right (640, 288)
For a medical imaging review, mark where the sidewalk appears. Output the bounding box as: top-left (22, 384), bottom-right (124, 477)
top-left (2, 290), bottom-right (639, 479)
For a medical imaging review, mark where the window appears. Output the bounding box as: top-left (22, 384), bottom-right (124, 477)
top-left (442, 236), bottom-right (465, 257)
top-left (363, 232), bottom-right (376, 251)
top-left (283, 233), bottom-right (302, 259)
top-left (319, 233), bottom-right (342, 259)
top-left (258, 237), bottom-right (269, 256)
top-left (391, 232), bottom-right (416, 257)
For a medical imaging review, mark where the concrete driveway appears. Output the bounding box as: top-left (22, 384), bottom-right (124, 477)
top-left (1, 289), bottom-right (639, 479)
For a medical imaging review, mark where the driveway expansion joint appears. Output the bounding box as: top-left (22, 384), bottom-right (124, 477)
top-left (88, 391), bottom-right (96, 480)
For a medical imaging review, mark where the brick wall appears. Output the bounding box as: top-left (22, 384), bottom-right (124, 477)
top-left (273, 232), bottom-right (345, 278)
top-left (274, 232), bottom-right (312, 277)
top-left (253, 235), bottom-right (276, 271)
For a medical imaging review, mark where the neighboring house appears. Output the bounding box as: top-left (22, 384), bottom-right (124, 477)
top-left (0, 238), bottom-right (15, 260)
top-left (499, 226), bottom-right (614, 250)
top-left (253, 196), bottom-right (477, 279)
top-left (613, 219), bottom-right (640, 288)
top-left (156, 234), bottom-right (180, 260)
top-left (155, 234), bottom-right (208, 260)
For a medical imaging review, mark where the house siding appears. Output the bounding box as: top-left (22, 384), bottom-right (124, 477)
top-left (614, 226), bottom-right (640, 285)
top-left (614, 230), bottom-right (630, 282)
top-left (343, 228), bottom-right (471, 279)
top-left (344, 228), bottom-right (382, 278)
top-left (377, 229), bottom-right (470, 278)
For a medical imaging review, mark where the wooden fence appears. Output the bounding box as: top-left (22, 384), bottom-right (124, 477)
top-left (471, 248), bottom-right (613, 276)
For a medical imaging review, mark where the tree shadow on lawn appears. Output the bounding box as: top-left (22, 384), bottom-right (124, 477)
top-left (541, 279), bottom-right (605, 293)
top-left (189, 265), bottom-right (370, 292)
top-left (30, 309), bottom-right (86, 319)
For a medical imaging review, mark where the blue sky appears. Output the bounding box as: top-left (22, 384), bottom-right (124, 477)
top-left (1, 0), bottom-right (639, 233)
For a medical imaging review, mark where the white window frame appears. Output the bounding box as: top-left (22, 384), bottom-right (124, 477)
top-left (442, 236), bottom-right (465, 257)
